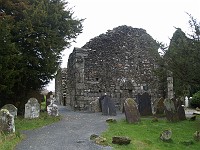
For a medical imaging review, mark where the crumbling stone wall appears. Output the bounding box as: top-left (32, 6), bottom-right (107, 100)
top-left (65, 25), bottom-right (161, 110)
top-left (55, 68), bottom-right (67, 105)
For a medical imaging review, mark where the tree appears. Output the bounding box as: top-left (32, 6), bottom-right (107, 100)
top-left (164, 14), bottom-right (200, 97)
top-left (0, 14), bottom-right (19, 95)
top-left (0, 0), bottom-right (83, 108)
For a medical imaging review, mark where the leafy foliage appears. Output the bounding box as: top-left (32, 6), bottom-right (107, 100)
top-left (191, 91), bottom-right (200, 108)
top-left (0, 0), bottom-right (83, 107)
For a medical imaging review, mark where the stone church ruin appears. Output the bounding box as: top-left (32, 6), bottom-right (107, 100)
top-left (55, 25), bottom-right (161, 114)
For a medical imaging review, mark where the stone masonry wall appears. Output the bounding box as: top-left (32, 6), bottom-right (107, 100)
top-left (55, 68), bottom-right (67, 105)
top-left (65, 25), bottom-right (161, 110)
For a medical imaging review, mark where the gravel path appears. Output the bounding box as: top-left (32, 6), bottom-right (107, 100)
top-left (15, 105), bottom-right (124, 150)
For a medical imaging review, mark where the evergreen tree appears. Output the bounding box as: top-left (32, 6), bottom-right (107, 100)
top-left (0, 0), bottom-right (83, 107)
top-left (165, 15), bottom-right (200, 96)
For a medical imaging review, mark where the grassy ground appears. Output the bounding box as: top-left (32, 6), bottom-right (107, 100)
top-left (0, 109), bottom-right (61, 150)
top-left (102, 116), bottom-right (200, 150)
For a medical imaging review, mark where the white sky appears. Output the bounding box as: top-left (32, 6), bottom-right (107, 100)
top-left (46, 0), bottom-right (200, 91)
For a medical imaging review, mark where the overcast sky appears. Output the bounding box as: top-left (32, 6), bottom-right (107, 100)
top-left (46, 0), bottom-right (200, 91)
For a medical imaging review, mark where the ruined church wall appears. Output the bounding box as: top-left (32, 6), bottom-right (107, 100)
top-left (55, 68), bottom-right (67, 105)
top-left (66, 26), bottom-right (161, 110)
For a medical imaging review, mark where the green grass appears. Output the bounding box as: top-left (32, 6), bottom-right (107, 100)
top-left (102, 117), bottom-right (200, 150)
top-left (0, 112), bottom-right (61, 150)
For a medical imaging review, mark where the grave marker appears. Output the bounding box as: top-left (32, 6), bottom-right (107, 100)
top-left (100, 94), bottom-right (116, 116)
top-left (164, 98), bottom-right (186, 122)
top-left (0, 109), bottom-right (15, 133)
top-left (24, 98), bottom-right (40, 119)
top-left (1, 104), bottom-right (17, 118)
top-left (136, 92), bottom-right (152, 116)
top-left (124, 98), bottom-right (140, 123)
top-left (47, 100), bottom-right (59, 116)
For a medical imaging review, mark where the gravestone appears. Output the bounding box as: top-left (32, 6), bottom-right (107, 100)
top-left (98, 95), bottom-right (106, 112)
top-left (0, 109), bottom-right (15, 133)
top-left (24, 98), bottom-right (40, 119)
top-left (177, 105), bottom-right (186, 121)
top-left (160, 129), bottom-right (172, 141)
top-left (194, 131), bottom-right (200, 141)
top-left (112, 136), bottom-right (131, 145)
top-left (156, 97), bottom-right (165, 115)
top-left (164, 98), bottom-right (186, 122)
top-left (176, 98), bottom-right (186, 120)
top-left (101, 94), bottom-right (116, 116)
top-left (124, 98), bottom-right (140, 123)
top-left (1, 104), bottom-right (18, 118)
top-left (101, 95), bottom-right (108, 115)
top-left (136, 92), bottom-right (152, 116)
top-left (163, 98), bottom-right (177, 122)
top-left (47, 100), bottom-right (59, 116)
top-left (108, 96), bottom-right (117, 116)
top-left (90, 98), bottom-right (101, 112)
top-left (46, 95), bottom-right (55, 109)
top-left (185, 96), bottom-right (189, 108)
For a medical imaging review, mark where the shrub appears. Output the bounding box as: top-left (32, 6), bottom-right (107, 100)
top-left (191, 91), bottom-right (200, 108)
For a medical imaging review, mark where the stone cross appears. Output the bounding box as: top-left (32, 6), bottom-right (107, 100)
top-left (24, 98), bottom-right (40, 119)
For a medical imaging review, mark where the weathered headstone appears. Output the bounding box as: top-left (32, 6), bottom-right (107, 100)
top-left (98, 95), bottom-right (106, 112)
top-left (164, 98), bottom-right (171, 109)
top-left (47, 100), bottom-right (59, 116)
top-left (163, 98), bottom-right (177, 122)
top-left (1, 104), bottom-right (18, 118)
top-left (164, 98), bottom-right (186, 122)
top-left (160, 129), bottom-right (172, 141)
top-left (24, 98), bottom-right (40, 119)
top-left (185, 96), bottom-right (189, 108)
top-left (112, 136), bottom-right (131, 145)
top-left (0, 109), bottom-right (15, 133)
top-left (46, 95), bottom-right (55, 108)
top-left (136, 92), bottom-right (152, 116)
top-left (193, 131), bottom-right (200, 141)
top-left (101, 95), bottom-right (109, 115)
top-left (177, 105), bottom-right (186, 121)
top-left (106, 118), bottom-right (117, 123)
top-left (101, 94), bottom-right (116, 116)
top-left (90, 98), bottom-right (101, 113)
top-left (108, 97), bottom-right (117, 116)
top-left (124, 98), bottom-right (140, 123)
top-left (156, 97), bottom-right (165, 115)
